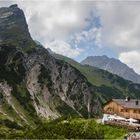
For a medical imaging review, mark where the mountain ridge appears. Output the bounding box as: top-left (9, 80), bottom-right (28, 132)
top-left (81, 55), bottom-right (140, 84)
top-left (52, 52), bottom-right (140, 103)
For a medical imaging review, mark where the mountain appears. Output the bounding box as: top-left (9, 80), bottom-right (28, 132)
top-left (53, 53), bottom-right (140, 103)
top-left (0, 4), bottom-right (102, 128)
top-left (0, 4), bottom-right (138, 138)
top-left (81, 55), bottom-right (140, 84)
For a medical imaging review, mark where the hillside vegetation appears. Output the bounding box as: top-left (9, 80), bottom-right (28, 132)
top-left (54, 54), bottom-right (140, 102)
top-left (0, 116), bottom-right (127, 139)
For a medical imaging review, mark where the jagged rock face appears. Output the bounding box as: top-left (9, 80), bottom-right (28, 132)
top-left (0, 5), bottom-right (34, 48)
top-left (81, 55), bottom-right (140, 84)
top-left (25, 47), bottom-right (102, 118)
top-left (0, 44), bottom-right (102, 120)
top-left (0, 5), bottom-right (102, 123)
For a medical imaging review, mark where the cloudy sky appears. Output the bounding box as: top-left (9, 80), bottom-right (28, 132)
top-left (1, 0), bottom-right (140, 74)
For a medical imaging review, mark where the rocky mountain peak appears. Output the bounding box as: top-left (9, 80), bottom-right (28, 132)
top-left (0, 4), bottom-right (33, 47)
top-left (9, 4), bottom-right (18, 8)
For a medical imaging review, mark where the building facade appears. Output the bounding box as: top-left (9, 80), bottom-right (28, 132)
top-left (104, 99), bottom-right (140, 120)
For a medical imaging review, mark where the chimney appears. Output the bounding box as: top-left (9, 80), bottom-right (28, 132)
top-left (136, 100), bottom-right (139, 105)
top-left (125, 97), bottom-right (130, 102)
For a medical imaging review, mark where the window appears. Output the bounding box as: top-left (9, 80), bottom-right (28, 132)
top-left (120, 109), bottom-right (129, 112)
top-left (133, 110), bottom-right (137, 113)
top-left (107, 107), bottom-right (112, 111)
top-left (125, 109), bottom-right (128, 112)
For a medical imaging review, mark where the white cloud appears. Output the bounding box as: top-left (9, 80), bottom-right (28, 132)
top-left (46, 40), bottom-right (83, 58)
top-left (119, 51), bottom-right (140, 74)
top-left (96, 1), bottom-right (140, 51)
top-left (16, 0), bottom-right (94, 42)
top-left (73, 27), bottom-right (102, 47)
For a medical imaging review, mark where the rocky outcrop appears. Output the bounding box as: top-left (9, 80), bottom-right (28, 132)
top-left (0, 4), bottom-right (34, 48)
top-left (25, 47), bottom-right (102, 118)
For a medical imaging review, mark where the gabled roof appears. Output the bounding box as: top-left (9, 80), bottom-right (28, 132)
top-left (112, 99), bottom-right (140, 109)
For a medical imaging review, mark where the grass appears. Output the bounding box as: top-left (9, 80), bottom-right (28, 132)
top-left (27, 116), bottom-right (127, 139)
top-left (0, 116), bottom-right (127, 139)
top-left (9, 95), bottom-right (36, 126)
top-left (0, 102), bottom-right (24, 125)
top-left (0, 94), bottom-right (36, 127)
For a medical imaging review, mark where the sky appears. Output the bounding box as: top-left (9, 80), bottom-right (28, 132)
top-left (1, 0), bottom-right (140, 74)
